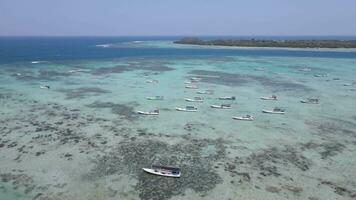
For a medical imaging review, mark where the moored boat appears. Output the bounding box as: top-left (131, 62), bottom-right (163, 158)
top-left (262, 108), bottom-right (285, 114)
top-left (146, 96), bottom-right (164, 100)
top-left (210, 104), bottom-right (231, 109)
top-left (137, 109), bottom-right (159, 115)
top-left (197, 90), bottom-right (214, 95)
top-left (142, 165), bottom-right (181, 178)
top-left (40, 85), bottom-right (50, 89)
top-left (301, 98), bottom-right (320, 104)
top-left (233, 115), bottom-right (255, 121)
top-left (219, 96), bottom-right (236, 100)
top-left (260, 95), bottom-right (277, 100)
top-left (185, 97), bottom-right (204, 102)
top-left (185, 85), bottom-right (198, 89)
top-left (175, 106), bottom-right (198, 112)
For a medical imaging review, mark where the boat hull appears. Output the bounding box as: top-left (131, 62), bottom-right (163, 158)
top-left (175, 108), bottom-right (197, 112)
top-left (233, 117), bottom-right (254, 121)
top-left (262, 110), bottom-right (285, 114)
top-left (137, 111), bottom-right (159, 115)
top-left (142, 168), bottom-right (181, 178)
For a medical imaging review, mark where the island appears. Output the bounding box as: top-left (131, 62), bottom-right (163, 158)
top-left (173, 37), bottom-right (356, 48)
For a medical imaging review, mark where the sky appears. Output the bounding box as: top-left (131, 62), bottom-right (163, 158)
top-left (0, 0), bottom-right (356, 36)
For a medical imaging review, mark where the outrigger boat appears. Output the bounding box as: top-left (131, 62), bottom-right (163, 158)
top-left (262, 108), bottom-right (285, 114)
top-left (185, 85), bottom-right (198, 89)
top-left (142, 165), bottom-right (181, 178)
top-left (137, 109), bottom-right (159, 115)
top-left (185, 97), bottom-right (204, 102)
top-left (176, 106), bottom-right (198, 112)
top-left (301, 98), bottom-right (320, 104)
top-left (197, 90), bottom-right (214, 95)
top-left (260, 95), bottom-right (277, 100)
top-left (210, 104), bottom-right (231, 109)
top-left (233, 115), bottom-right (255, 121)
top-left (219, 96), bottom-right (236, 100)
top-left (146, 96), bottom-right (164, 100)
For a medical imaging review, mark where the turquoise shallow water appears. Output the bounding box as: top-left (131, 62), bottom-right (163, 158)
top-left (1, 38), bottom-right (356, 200)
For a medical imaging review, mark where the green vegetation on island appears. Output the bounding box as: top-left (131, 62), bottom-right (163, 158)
top-left (174, 37), bottom-right (356, 48)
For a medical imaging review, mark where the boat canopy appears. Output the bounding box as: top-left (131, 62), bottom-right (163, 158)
top-left (152, 165), bottom-right (180, 171)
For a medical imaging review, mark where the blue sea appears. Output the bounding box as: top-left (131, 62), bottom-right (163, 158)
top-left (0, 37), bottom-right (356, 200)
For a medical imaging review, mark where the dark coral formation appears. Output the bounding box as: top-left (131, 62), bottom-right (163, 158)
top-left (86, 101), bottom-right (139, 121)
top-left (87, 138), bottom-right (226, 200)
top-left (56, 87), bottom-right (111, 99)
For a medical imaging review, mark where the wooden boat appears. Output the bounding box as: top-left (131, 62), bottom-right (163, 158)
top-left (185, 97), bottom-right (204, 102)
top-left (301, 98), bottom-right (320, 104)
top-left (175, 106), bottom-right (198, 112)
top-left (137, 109), bottom-right (159, 115)
top-left (197, 90), bottom-right (214, 95)
top-left (210, 104), bottom-right (231, 109)
top-left (233, 115), bottom-right (255, 121)
top-left (146, 96), bottom-right (164, 100)
top-left (219, 96), bottom-right (236, 100)
top-left (261, 95), bottom-right (277, 100)
top-left (185, 85), bottom-right (198, 89)
top-left (262, 108), bottom-right (285, 114)
top-left (142, 165), bottom-right (181, 178)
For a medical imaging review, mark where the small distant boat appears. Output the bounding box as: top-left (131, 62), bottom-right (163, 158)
top-left (137, 109), bottom-right (159, 115)
top-left (31, 61), bottom-right (47, 64)
top-left (233, 115), bottom-right (255, 121)
top-left (184, 81), bottom-right (192, 84)
top-left (262, 108), bottom-right (285, 114)
top-left (210, 104), bottom-right (231, 109)
top-left (185, 97), bottom-right (204, 102)
top-left (146, 80), bottom-right (159, 83)
top-left (185, 85), bottom-right (198, 89)
top-left (39, 85), bottom-right (50, 89)
top-left (261, 95), bottom-right (277, 100)
top-left (343, 83), bottom-right (352, 86)
top-left (190, 77), bottom-right (202, 82)
top-left (301, 98), bottom-right (320, 104)
top-left (298, 67), bottom-right (312, 72)
top-left (142, 165), bottom-right (181, 178)
top-left (314, 74), bottom-right (328, 77)
top-left (197, 90), bottom-right (214, 95)
top-left (219, 96), bottom-right (236, 100)
top-left (176, 106), bottom-right (198, 112)
top-left (146, 96), bottom-right (164, 100)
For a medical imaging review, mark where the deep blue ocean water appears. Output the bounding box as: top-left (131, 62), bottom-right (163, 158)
top-left (0, 36), bottom-right (355, 63)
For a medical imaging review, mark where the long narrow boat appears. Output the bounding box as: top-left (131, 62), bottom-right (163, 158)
top-left (219, 96), bottom-right (236, 100)
top-left (301, 98), bottom-right (320, 104)
top-left (142, 165), bottom-right (181, 178)
top-left (262, 108), bottom-right (285, 114)
top-left (176, 106), bottom-right (198, 112)
top-left (260, 95), bottom-right (277, 100)
top-left (197, 90), bottom-right (214, 95)
top-left (185, 97), bottom-right (204, 102)
top-left (233, 115), bottom-right (255, 121)
top-left (185, 85), bottom-right (198, 89)
top-left (137, 109), bottom-right (159, 115)
top-left (146, 96), bottom-right (164, 100)
top-left (210, 104), bottom-right (231, 109)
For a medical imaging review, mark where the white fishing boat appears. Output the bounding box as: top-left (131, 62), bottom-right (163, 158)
top-left (146, 96), bottom-right (164, 100)
top-left (39, 85), bottom-right (50, 89)
top-left (184, 81), bottom-right (192, 84)
top-left (137, 109), bottom-right (159, 115)
top-left (175, 106), bottom-right (198, 112)
top-left (301, 98), bottom-right (320, 104)
top-left (142, 165), bottom-right (181, 178)
top-left (262, 108), bottom-right (285, 114)
top-left (314, 73), bottom-right (328, 77)
top-left (219, 96), bottom-right (236, 100)
top-left (185, 97), bottom-right (204, 102)
top-left (185, 85), bottom-right (198, 89)
top-left (197, 90), bottom-right (214, 95)
top-left (233, 115), bottom-right (255, 121)
top-left (260, 95), bottom-right (277, 100)
top-left (210, 104), bottom-right (231, 109)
